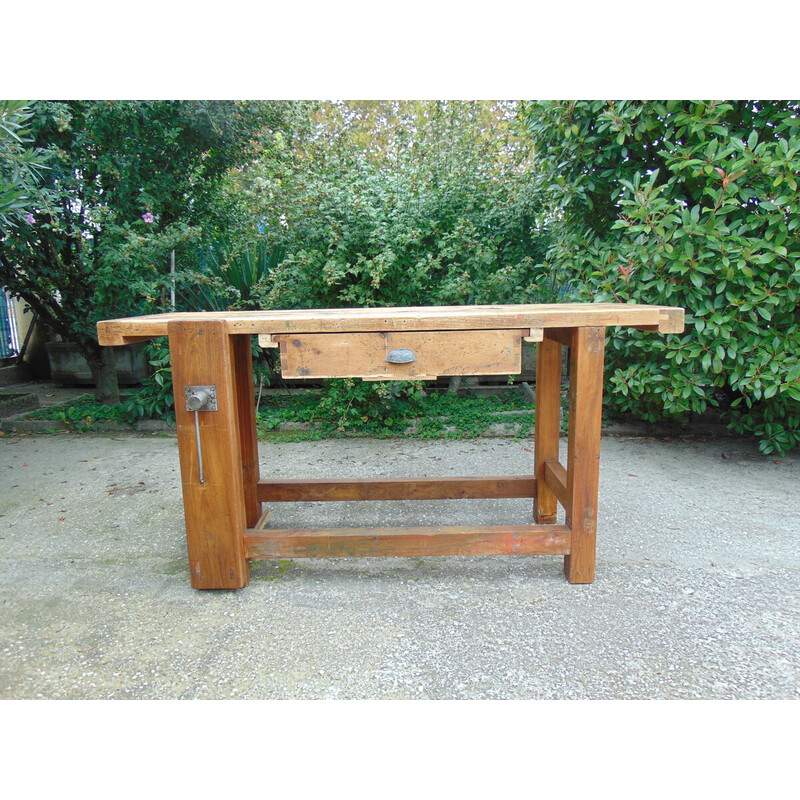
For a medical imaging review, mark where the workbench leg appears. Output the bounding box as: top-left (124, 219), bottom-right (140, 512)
top-left (169, 321), bottom-right (250, 589)
top-left (534, 336), bottom-right (562, 524)
top-left (564, 327), bottom-right (606, 584)
top-left (232, 334), bottom-right (262, 528)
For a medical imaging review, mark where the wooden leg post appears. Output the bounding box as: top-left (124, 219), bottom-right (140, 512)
top-left (564, 326), bottom-right (605, 583)
top-left (232, 334), bottom-right (262, 528)
top-left (169, 321), bottom-right (250, 589)
top-left (534, 335), bottom-right (562, 524)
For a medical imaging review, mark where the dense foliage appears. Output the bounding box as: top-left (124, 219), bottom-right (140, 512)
top-left (7, 98), bottom-right (799, 453)
top-left (0, 100), bottom-right (297, 402)
top-left (226, 101), bottom-right (551, 310)
top-left (0, 101), bottom-right (51, 234)
top-left (519, 100), bottom-right (800, 454)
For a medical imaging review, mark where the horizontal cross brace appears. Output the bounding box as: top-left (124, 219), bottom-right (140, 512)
top-left (244, 524), bottom-right (571, 559)
top-left (257, 476), bottom-right (537, 503)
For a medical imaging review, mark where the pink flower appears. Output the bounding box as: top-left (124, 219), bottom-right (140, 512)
top-left (25, 213), bottom-right (35, 224)
top-left (141, 212), bottom-right (154, 223)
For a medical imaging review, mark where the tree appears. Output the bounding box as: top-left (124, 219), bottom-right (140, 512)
top-left (519, 100), bottom-right (800, 455)
top-left (0, 100), bottom-right (297, 403)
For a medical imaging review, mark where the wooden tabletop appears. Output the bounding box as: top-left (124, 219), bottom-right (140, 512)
top-left (97, 303), bottom-right (685, 346)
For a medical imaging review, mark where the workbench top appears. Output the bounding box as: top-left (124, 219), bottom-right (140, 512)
top-left (98, 303), bottom-right (685, 346)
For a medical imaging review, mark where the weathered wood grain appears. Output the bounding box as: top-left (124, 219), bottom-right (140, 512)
top-left (168, 320), bottom-right (250, 589)
top-left (97, 303), bottom-right (685, 345)
top-left (274, 329), bottom-right (524, 380)
top-left (257, 476), bottom-right (537, 502)
top-left (244, 524), bottom-right (571, 559)
top-left (232, 334), bottom-right (261, 528)
top-left (534, 337), bottom-right (562, 524)
top-left (563, 326), bottom-right (605, 584)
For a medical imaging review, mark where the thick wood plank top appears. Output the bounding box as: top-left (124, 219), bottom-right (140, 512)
top-left (97, 303), bottom-right (684, 346)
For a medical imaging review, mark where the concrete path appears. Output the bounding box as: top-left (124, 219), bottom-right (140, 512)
top-left (1, 430), bottom-right (798, 699)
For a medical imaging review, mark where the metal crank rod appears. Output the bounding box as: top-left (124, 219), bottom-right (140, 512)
top-left (184, 385), bottom-right (217, 484)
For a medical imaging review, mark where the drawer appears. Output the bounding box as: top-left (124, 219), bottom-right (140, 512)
top-left (272, 329), bottom-right (527, 380)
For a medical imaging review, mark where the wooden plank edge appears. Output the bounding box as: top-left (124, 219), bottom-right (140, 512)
top-left (658, 307), bottom-right (685, 333)
top-left (244, 524), bottom-right (571, 559)
top-left (97, 321), bottom-right (163, 346)
top-left (631, 307), bottom-right (685, 335)
top-left (257, 476), bottom-right (538, 502)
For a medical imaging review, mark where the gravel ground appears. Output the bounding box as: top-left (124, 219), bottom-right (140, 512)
top-left (1, 430), bottom-right (798, 700)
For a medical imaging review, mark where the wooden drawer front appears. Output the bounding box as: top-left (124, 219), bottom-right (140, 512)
top-left (274, 329), bottom-right (525, 380)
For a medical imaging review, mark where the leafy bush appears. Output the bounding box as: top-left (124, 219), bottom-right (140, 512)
top-left (519, 100), bottom-right (800, 454)
top-left (27, 394), bottom-right (129, 428)
top-left (237, 101), bottom-right (551, 310)
top-left (0, 101), bottom-right (51, 234)
top-left (312, 379), bottom-right (429, 433)
top-left (122, 339), bottom-right (175, 423)
top-left (179, 239), bottom-right (286, 311)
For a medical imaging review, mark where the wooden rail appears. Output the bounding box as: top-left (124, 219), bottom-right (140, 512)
top-left (257, 476), bottom-right (537, 502)
top-left (244, 524), bottom-right (571, 559)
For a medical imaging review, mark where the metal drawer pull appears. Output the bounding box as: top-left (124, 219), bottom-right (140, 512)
top-left (386, 348), bottom-right (416, 364)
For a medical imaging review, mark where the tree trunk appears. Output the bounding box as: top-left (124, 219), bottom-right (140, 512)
top-left (84, 341), bottom-right (121, 405)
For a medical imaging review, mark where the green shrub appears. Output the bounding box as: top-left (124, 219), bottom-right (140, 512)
top-left (520, 100), bottom-right (800, 455)
top-left (122, 339), bottom-right (175, 423)
top-left (312, 379), bottom-right (429, 433)
top-left (27, 394), bottom-right (129, 428)
top-left (239, 101), bottom-right (551, 310)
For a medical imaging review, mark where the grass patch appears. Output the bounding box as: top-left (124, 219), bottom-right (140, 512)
top-left (26, 394), bottom-right (130, 428)
top-left (249, 559), bottom-right (296, 581)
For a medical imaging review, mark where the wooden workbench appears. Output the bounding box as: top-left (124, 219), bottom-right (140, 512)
top-left (98, 303), bottom-right (684, 589)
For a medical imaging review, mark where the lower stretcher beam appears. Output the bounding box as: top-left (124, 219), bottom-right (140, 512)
top-left (244, 524), bottom-right (570, 559)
